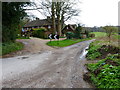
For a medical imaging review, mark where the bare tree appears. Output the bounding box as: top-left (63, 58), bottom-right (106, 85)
top-left (103, 26), bottom-right (118, 44)
top-left (52, 1), bottom-right (56, 33)
top-left (25, 0), bottom-right (80, 36)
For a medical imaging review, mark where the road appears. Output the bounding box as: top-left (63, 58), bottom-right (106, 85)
top-left (1, 39), bottom-right (94, 88)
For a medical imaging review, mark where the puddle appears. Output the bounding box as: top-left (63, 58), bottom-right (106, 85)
top-left (22, 42), bottom-right (28, 45)
top-left (21, 57), bottom-right (29, 59)
top-left (79, 46), bottom-right (89, 59)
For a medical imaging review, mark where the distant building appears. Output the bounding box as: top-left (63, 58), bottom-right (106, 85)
top-left (62, 24), bottom-right (77, 34)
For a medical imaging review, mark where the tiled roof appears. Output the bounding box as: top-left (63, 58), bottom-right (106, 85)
top-left (24, 19), bottom-right (53, 28)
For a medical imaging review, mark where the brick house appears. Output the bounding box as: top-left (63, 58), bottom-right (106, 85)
top-left (23, 17), bottom-right (58, 37)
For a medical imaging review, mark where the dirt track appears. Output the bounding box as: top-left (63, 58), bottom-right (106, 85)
top-left (2, 38), bottom-right (94, 88)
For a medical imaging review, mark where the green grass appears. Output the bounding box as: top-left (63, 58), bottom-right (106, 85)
top-left (59, 36), bottom-right (65, 38)
top-left (86, 33), bottom-right (120, 88)
top-left (86, 54), bottom-right (120, 88)
top-left (90, 32), bottom-right (106, 37)
top-left (17, 37), bottom-right (30, 39)
top-left (0, 42), bottom-right (24, 56)
top-left (47, 38), bottom-right (92, 47)
top-left (113, 34), bottom-right (120, 39)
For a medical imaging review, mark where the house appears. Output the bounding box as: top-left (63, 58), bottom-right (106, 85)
top-left (62, 24), bottom-right (77, 34)
top-left (62, 24), bottom-right (90, 39)
top-left (23, 17), bottom-right (55, 32)
top-left (23, 17), bottom-right (58, 38)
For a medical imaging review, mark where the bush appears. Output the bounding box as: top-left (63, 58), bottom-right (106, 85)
top-left (2, 25), bottom-right (17, 43)
top-left (85, 30), bottom-right (90, 38)
top-left (74, 25), bottom-right (82, 39)
top-left (66, 32), bottom-right (75, 39)
top-left (32, 28), bottom-right (47, 39)
top-left (89, 34), bottom-right (95, 38)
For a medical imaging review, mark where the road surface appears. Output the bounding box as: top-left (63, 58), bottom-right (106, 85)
top-left (1, 39), bottom-right (94, 88)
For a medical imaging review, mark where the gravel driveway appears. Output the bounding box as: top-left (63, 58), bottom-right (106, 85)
top-left (2, 37), bottom-right (65, 58)
top-left (1, 38), bottom-right (94, 88)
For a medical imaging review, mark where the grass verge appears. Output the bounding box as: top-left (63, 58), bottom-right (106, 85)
top-left (86, 33), bottom-right (120, 60)
top-left (86, 54), bottom-right (120, 88)
top-left (0, 42), bottom-right (24, 56)
top-left (47, 38), bottom-right (92, 47)
top-left (85, 33), bottom-right (120, 88)
top-left (86, 41), bottom-right (102, 60)
top-left (17, 37), bottom-right (30, 39)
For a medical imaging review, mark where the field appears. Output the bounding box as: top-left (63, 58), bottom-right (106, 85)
top-left (90, 32), bottom-right (106, 37)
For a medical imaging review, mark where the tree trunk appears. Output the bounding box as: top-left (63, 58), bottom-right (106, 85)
top-left (61, 11), bottom-right (65, 30)
top-left (51, 1), bottom-right (56, 34)
top-left (56, 2), bottom-right (62, 36)
top-left (57, 15), bottom-right (61, 36)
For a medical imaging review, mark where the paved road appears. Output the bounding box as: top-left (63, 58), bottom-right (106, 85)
top-left (2, 40), bottom-right (94, 88)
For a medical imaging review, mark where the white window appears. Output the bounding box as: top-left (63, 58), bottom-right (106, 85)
top-left (48, 25), bottom-right (51, 29)
top-left (67, 26), bottom-right (69, 29)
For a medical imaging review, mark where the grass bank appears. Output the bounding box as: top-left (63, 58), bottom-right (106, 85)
top-left (0, 42), bottom-right (24, 56)
top-left (85, 33), bottom-right (120, 88)
top-left (86, 54), bottom-right (120, 88)
top-left (86, 33), bottom-right (119, 60)
top-left (47, 38), bottom-right (92, 47)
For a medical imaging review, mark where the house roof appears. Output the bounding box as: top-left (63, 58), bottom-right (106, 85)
top-left (62, 24), bottom-right (76, 31)
top-left (68, 24), bottom-right (76, 31)
top-left (23, 19), bottom-right (53, 28)
top-left (62, 24), bottom-right (77, 34)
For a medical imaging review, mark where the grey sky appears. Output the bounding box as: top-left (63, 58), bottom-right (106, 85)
top-left (26, 0), bottom-right (119, 27)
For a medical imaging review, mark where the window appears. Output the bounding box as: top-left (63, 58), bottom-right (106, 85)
top-left (48, 25), bottom-right (51, 29)
top-left (67, 26), bottom-right (69, 29)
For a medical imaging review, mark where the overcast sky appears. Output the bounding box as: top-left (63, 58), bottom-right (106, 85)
top-left (26, 0), bottom-right (119, 27)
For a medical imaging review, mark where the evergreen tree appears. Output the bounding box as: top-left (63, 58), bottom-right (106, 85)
top-left (74, 24), bottom-right (82, 39)
top-left (2, 2), bottom-right (31, 42)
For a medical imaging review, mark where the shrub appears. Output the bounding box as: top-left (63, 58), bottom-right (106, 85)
top-left (2, 25), bottom-right (17, 43)
top-left (89, 34), bottom-right (95, 38)
top-left (85, 30), bottom-right (90, 38)
top-left (32, 28), bottom-right (47, 39)
top-left (74, 25), bottom-right (82, 39)
top-left (66, 32), bottom-right (75, 39)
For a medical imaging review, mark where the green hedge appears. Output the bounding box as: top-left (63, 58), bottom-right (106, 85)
top-left (66, 32), bottom-right (75, 39)
top-left (32, 28), bottom-right (48, 39)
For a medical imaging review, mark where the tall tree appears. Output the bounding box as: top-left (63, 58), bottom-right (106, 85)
top-left (55, 1), bottom-right (80, 36)
top-left (51, 1), bottom-right (56, 34)
top-left (31, 0), bottom-right (80, 36)
top-left (2, 2), bottom-right (31, 42)
top-left (55, 2), bottom-right (62, 36)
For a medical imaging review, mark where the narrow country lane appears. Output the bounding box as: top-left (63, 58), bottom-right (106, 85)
top-left (1, 39), bottom-right (94, 88)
